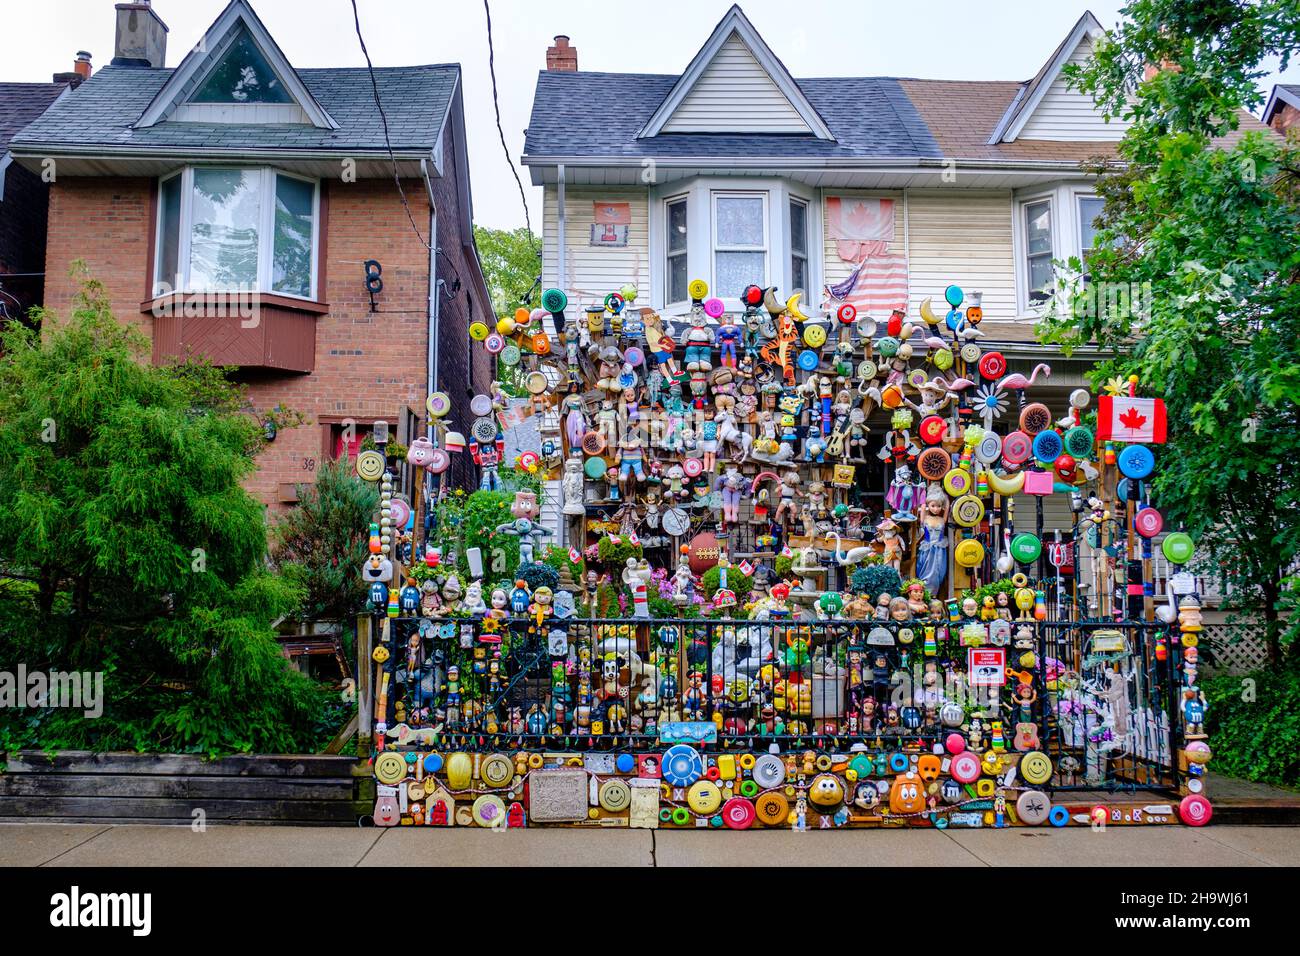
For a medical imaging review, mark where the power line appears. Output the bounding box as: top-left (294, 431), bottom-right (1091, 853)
top-left (483, 0), bottom-right (540, 262)
top-left (350, 0), bottom-right (431, 251)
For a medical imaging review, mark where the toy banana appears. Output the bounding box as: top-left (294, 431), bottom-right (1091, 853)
top-left (984, 469), bottom-right (1025, 496)
top-left (919, 297), bottom-right (939, 325)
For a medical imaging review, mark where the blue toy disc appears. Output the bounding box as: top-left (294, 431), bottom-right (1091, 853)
top-left (1033, 429), bottom-right (1063, 463)
top-left (661, 745), bottom-right (704, 787)
top-left (797, 349), bottom-right (820, 371)
top-left (1118, 443), bottom-right (1155, 480)
top-left (945, 285), bottom-right (964, 308)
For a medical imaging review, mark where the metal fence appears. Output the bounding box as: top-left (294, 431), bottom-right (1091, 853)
top-left (368, 614), bottom-right (1188, 793)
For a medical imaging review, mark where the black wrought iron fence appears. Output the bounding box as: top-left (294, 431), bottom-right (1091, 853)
top-left (367, 614), bottom-right (1187, 794)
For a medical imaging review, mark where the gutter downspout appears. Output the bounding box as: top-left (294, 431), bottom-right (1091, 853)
top-left (556, 164), bottom-right (566, 295)
top-left (422, 159), bottom-right (439, 442)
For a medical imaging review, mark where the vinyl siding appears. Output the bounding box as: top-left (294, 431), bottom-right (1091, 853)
top-left (660, 33), bottom-right (811, 134)
top-left (904, 189), bottom-right (1017, 322)
top-left (1019, 37), bottom-right (1131, 142)
top-left (542, 186), bottom-right (649, 310)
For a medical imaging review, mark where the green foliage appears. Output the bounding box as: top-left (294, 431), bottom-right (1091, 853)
top-left (962, 577), bottom-right (1015, 607)
top-left (459, 489), bottom-right (518, 579)
top-left (774, 554), bottom-right (793, 578)
top-left (473, 225), bottom-right (540, 316)
top-left (596, 536), bottom-right (644, 569)
top-left (515, 561), bottom-right (559, 593)
top-left (1204, 657), bottom-right (1300, 789)
top-left (1040, 0), bottom-right (1300, 660)
top-left (271, 458), bottom-right (379, 620)
top-left (542, 544), bottom-right (584, 581)
top-left (700, 565), bottom-right (752, 602)
top-left (0, 275), bottom-right (337, 754)
top-left (851, 564), bottom-right (902, 599)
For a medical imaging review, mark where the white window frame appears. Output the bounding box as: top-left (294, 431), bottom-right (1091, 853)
top-left (1076, 192), bottom-right (1105, 259)
top-left (153, 165), bottom-right (321, 301)
top-left (663, 193), bottom-right (690, 306)
top-left (647, 177), bottom-right (820, 316)
top-left (788, 195), bottom-right (810, 295)
top-left (710, 190), bottom-right (770, 297)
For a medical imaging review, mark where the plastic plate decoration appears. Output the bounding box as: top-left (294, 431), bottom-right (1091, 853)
top-left (500, 344), bottom-right (521, 366)
top-left (917, 447), bottom-right (953, 481)
top-left (389, 498), bottom-right (412, 528)
top-left (877, 336), bottom-right (901, 358)
top-left (836, 302), bottom-right (857, 324)
top-left (722, 797), bottom-right (756, 829)
top-left (919, 415), bottom-right (947, 445)
top-left (975, 432), bottom-right (1003, 464)
top-left (1032, 429), bottom-right (1063, 463)
top-left (471, 418), bottom-right (499, 445)
top-left (703, 297), bottom-right (726, 319)
top-left (1019, 403), bottom-right (1052, 435)
top-left (1162, 531), bottom-right (1194, 565)
top-left (1018, 751), bottom-right (1053, 785)
top-left (682, 457), bottom-right (704, 478)
top-left (1010, 533), bottom-right (1042, 564)
top-left (581, 431), bottom-right (607, 456)
top-left (426, 391), bottom-right (452, 418)
top-left (624, 346), bottom-right (645, 366)
top-left (541, 288), bottom-right (568, 313)
top-left (356, 450), bottom-right (386, 482)
top-left (951, 495), bottom-right (985, 528)
top-left (1134, 507), bottom-right (1164, 538)
top-left (484, 332), bottom-right (505, 354)
top-left (661, 745), bottom-right (704, 787)
top-left (1118, 443), bottom-right (1155, 480)
top-left (978, 351), bottom-right (1007, 380)
top-left (942, 468), bottom-right (973, 497)
top-left (1002, 430), bottom-right (1032, 465)
top-left (1063, 425), bottom-right (1095, 459)
top-left (949, 751), bottom-right (981, 783)
top-left (797, 350), bottom-right (820, 371)
top-left (954, 538), bottom-right (985, 567)
top-left (584, 457), bottom-right (607, 480)
top-left (470, 394), bottom-right (493, 417)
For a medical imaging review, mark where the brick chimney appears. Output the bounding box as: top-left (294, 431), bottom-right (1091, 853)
top-left (546, 35), bottom-right (578, 72)
top-left (53, 51), bottom-right (92, 88)
top-left (112, 1), bottom-right (168, 68)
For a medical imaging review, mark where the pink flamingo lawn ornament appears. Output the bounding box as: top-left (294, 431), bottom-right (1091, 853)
top-left (997, 363), bottom-right (1051, 412)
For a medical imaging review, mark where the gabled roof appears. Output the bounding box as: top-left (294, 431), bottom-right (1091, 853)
top-left (637, 4), bottom-right (833, 140)
top-left (135, 0), bottom-right (336, 129)
top-left (1263, 84), bottom-right (1300, 125)
top-left (0, 82), bottom-right (70, 199)
top-left (988, 11), bottom-right (1105, 143)
top-left (9, 64), bottom-right (458, 156)
top-left (0, 82), bottom-right (70, 150)
top-left (527, 71), bottom-right (939, 162)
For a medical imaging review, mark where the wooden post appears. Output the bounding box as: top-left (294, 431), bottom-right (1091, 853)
top-left (357, 614), bottom-right (373, 757)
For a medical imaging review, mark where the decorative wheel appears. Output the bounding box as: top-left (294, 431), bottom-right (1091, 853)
top-left (661, 745), bottom-right (704, 787)
top-left (1019, 402), bottom-right (1052, 435)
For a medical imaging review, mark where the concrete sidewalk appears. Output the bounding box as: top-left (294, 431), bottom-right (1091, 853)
top-left (4, 822), bottom-right (1299, 867)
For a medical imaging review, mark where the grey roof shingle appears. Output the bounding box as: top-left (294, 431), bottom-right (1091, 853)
top-left (523, 70), bottom-right (943, 161)
top-left (0, 82), bottom-right (70, 151)
top-left (10, 64), bottom-right (458, 154)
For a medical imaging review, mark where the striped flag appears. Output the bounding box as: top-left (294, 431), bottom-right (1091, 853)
top-left (737, 560), bottom-right (755, 576)
top-left (568, 547), bottom-right (581, 563)
top-left (826, 254), bottom-right (909, 315)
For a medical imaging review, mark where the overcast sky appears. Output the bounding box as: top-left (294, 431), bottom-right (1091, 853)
top-left (4, 0), bottom-right (1297, 231)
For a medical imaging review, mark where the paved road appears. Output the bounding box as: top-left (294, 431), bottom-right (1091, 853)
top-left (3, 823), bottom-right (1298, 867)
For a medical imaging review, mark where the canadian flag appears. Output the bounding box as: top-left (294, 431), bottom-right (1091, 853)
top-left (628, 532), bottom-right (640, 546)
top-left (1097, 396), bottom-right (1167, 444)
top-left (737, 560), bottom-right (755, 576)
top-left (568, 547), bottom-right (581, 563)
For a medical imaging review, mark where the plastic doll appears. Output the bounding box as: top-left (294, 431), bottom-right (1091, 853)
top-left (906, 580), bottom-right (928, 617)
top-left (915, 485), bottom-right (950, 597)
top-left (877, 517), bottom-right (904, 573)
top-left (715, 465), bottom-right (744, 527)
top-left (717, 313), bottom-right (741, 367)
top-left (615, 432), bottom-right (646, 496)
top-left (885, 463), bottom-right (922, 522)
top-left (774, 470), bottom-right (800, 526)
top-left (684, 307), bottom-right (713, 372)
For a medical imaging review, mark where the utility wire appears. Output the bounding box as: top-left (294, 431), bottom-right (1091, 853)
top-left (350, 0), bottom-right (430, 251)
top-left (483, 0), bottom-right (540, 262)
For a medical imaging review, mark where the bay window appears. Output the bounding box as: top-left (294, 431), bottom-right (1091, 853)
top-left (154, 166), bottom-right (320, 300)
top-left (789, 197), bottom-right (808, 294)
top-left (712, 192), bottom-right (768, 298)
top-left (665, 196), bottom-right (688, 305)
top-left (1023, 198), bottom-right (1053, 306)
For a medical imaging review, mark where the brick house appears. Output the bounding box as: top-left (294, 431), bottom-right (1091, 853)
top-left (6, 0), bottom-right (491, 509)
top-left (0, 66), bottom-right (84, 319)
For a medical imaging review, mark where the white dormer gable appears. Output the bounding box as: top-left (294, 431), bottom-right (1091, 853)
top-left (991, 11), bottom-right (1129, 143)
top-left (639, 4), bottom-right (833, 140)
top-left (135, 0), bottom-right (337, 129)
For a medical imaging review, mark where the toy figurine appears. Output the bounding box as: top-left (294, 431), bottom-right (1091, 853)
top-left (716, 465), bottom-right (744, 527)
top-left (495, 516), bottom-right (551, 565)
top-left (509, 580), bottom-right (532, 615)
top-left (562, 456), bottom-right (586, 515)
top-left (461, 579), bottom-right (486, 616)
top-left (615, 432), bottom-right (646, 495)
top-left (876, 517), bottom-right (904, 573)
top-left (915, 485), bottom-right (950, 597)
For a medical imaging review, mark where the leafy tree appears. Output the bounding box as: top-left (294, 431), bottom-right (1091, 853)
top-left (0, 275), bottom-right (336, 754)
top-left (473, 224), bottom-right (540, 316)
top-left (1038, 0), bottom-right (1300, 661)
top-left (271, 458), bottom-right (379, 621)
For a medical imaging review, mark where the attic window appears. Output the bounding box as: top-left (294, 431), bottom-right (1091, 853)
top-left (190, 26), bottom-right (292, 104)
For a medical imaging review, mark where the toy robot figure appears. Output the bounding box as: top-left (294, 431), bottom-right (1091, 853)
top-left (472, 430), bottom-right (505, 491)
top-left (496, 516), bottom-right (552, 565)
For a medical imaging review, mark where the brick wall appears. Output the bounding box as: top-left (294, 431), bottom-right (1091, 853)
top-left (0, 163), bottom-right (52, 317)
top-left (43, 132), bottom-right (486, 510)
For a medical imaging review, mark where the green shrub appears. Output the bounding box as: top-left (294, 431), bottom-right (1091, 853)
top-left (700, 565), bottom-right (752, 602)
top-left (515, 561), bottom-right (559, 593)
top-left (851, 564), bottom-right (902, 599)
top-left (596, 536), bottom-right (643, 569)
top-left (1204, 659), bottom-right (1300, 789)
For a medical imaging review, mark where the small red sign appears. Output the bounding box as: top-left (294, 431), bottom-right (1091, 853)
top-left (968, 648), bottom-right (1006, 687)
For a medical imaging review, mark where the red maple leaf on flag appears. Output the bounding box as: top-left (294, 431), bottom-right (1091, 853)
top-left (1119, 406), bottom-right (1147, 431)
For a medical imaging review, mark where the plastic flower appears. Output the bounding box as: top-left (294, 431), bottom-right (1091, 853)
top-left (973, 383), bottom-right (1008, 430)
